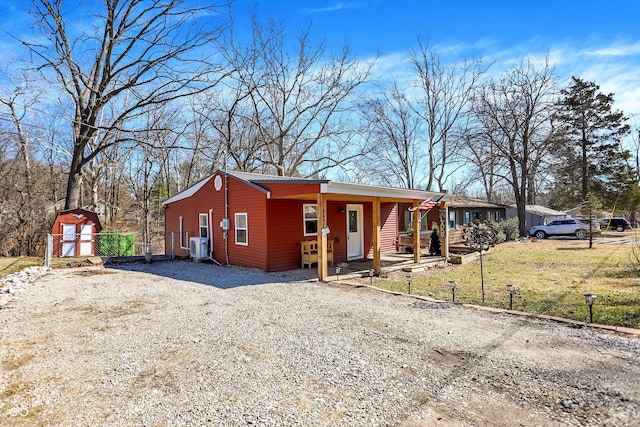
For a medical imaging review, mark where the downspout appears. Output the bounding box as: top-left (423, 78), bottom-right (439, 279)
top-left (224, 164), bottom-right (230, 266)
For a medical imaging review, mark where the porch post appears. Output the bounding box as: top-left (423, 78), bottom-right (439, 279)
top-left (412, 200), bottom-right (420, 263)
top-left (317, 193), bottom-right (328, 281)
top-left (372, 197), bottom-right (381, 273)
top-left (442, 201), bottom-right (449, 260)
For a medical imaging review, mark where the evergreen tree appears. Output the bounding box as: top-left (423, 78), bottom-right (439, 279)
top-left (550, 77), bottom-right (631, 209)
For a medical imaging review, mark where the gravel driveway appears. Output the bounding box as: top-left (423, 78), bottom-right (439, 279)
top-left (1, 261), bottom-right (639, 426)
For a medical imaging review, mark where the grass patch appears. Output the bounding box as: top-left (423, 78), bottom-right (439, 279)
top-left (373, 239), bottom-right (640, 329)
top-left (0, 257), bottom-right (42, 279)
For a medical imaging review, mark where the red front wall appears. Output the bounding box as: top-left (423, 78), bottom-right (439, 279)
top-left (164, 173), bottom-right (269, 270)
top-left (380, 203), bottom-right (398, 253)
top-left (265, 200), bottom-right (358, 271)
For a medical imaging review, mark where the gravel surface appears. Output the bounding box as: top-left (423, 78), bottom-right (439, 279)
top-left (1, 260), bottom-right (639, 426)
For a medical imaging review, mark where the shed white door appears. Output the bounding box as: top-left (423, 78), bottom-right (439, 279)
top-left (346, 204), bottom-right (364, 260)
top-left (62, 224), bottom-right (76, 257)
top-left (79, 224), bottom-right (94, 256)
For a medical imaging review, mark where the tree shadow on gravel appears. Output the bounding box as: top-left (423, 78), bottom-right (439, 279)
top-left (106, 259), bottom-right (316, 289)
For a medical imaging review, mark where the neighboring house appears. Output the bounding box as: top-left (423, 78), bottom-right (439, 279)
top-left (506, 205), bottom-right (567, 233)
top-left (162, 170), bottom-right (443, 280)
top-left (444, 195), bottom-right (508, 230)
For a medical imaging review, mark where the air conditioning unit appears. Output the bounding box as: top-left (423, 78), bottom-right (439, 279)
top-left (190, 237), bottom-right (208, 260)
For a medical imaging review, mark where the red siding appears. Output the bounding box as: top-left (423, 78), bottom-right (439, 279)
top-left (164, 173), bottom-right (268, 270)
top-left (265, 200), bottom-right (348, 271)
top-left (380, 203), bottom-right (398, 253)
top-left (227, 177), bottom-right (268, 270)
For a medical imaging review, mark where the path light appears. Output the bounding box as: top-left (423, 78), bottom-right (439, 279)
top-left (406, 273), bottom-right (412, 294)
top-left (336, 264), bottom-right (341, 281)
top-left (369, 269), bottom-right (374, 286)
top-left (449, 280), bottom-right (457, 303)
top-left (584, 293), bottom-right (597, 323)
top-left (507, 283), bottom-right (516, 310)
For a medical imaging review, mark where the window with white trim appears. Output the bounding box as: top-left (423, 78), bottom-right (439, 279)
top-left (303, 204), bottom-right (318, 236)
top-left (235, 213), bottom-right (248, 245)
top-left (199, 214), bottom-right (208, 238)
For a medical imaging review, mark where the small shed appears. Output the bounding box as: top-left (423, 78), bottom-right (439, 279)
top-left (51, 208), bottom-right (103, 257)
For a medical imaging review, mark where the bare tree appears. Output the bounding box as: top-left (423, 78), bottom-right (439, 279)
top-left (471, 59), bottom-right (558, 236)
top-left (459, 132), bottom-right (505, 203)
top-left (233, 17), bottom-right (374, 176)
top-left (19, 0), bottom-right (229, 209)
top-left (410, 39), bottom-right (487, 191)
top-left (0, 71), bottom-right (50, 255)
top-left (358, 80), bottom-right (425, 189)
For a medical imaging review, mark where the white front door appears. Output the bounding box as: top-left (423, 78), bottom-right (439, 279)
top-left (62, 224), bottom-right (76, 257)
top-left (346, 204), bottom-right (364, 260)
top-left (79, 224), bottom-right (94, 256)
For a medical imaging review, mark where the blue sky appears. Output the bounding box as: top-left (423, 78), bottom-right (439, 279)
top-left (1, 0), bottom-right (639, 124)
top-left (235, 0), bottom-right (640, 124)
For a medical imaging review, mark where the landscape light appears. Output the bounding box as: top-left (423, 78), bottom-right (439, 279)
top-left (336, 264), bottom-right (341, 281)
top-left (584, 293), bottom-right (597, 323)
top-left (507, 283), bottom-right (516, 310)
top-left (406, 274), bottom-right (412, 294)
top-left (369, 269), bottom-right (374, 286)
top-left (449, 280), bottom-right (457, 303)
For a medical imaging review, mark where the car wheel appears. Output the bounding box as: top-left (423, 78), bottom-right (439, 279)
top-left (616, 226), bottom-right (624, 232)
top-left (534, 230), bottom-right (546, 239)
top-left (575, 229), bottom-right (587, 239)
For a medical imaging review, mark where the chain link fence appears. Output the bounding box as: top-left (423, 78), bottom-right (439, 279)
top-left (45, 231), bottom-right (176, 267)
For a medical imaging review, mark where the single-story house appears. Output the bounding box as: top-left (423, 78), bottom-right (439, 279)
top-left (506, 204), bottom-right (567, 233)
top-left (162, 171), bottom-right (444, 280)
top-left (443, 195), bottom-right (509, 229)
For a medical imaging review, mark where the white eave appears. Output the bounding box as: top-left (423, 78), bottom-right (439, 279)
top-left (321, 181), bottom-right (442, 200)
top-left (162, 176), bottom-right (213, 206)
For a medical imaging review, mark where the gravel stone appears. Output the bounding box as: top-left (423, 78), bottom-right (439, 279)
top-left (1, 260), bottom-right (639, 426)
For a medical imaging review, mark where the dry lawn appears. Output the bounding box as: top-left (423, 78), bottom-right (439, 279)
top-left (0, 257), bottom-right (41, 279)
top-left (373, 238), bottom-right (640, 328)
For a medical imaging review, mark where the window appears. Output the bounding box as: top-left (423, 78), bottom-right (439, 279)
top-left (449, 211), bottom-right (457, 229)
top-left (235, 213), bottom-right (248, 245)
top-left (464, 211), bottom-right (471, 224)
top-left (199, 214), bottom-right (208, 238)
top-left (304, 204), bottom-right (318, 236)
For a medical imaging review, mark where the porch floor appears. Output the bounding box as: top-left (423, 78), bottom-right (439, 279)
top-left (281, 251), bottom-right (446, 282)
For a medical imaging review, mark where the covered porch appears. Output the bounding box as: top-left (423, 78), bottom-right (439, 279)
top-left (267, 179), bottom-right (448, 281)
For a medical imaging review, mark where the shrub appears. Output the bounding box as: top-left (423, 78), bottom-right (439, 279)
top-left (429, 224), bottom-right (441, 255)
top-left (493, 218), bottom-right (519, 243)
top-left (99, 231), bottom-right (135, 256)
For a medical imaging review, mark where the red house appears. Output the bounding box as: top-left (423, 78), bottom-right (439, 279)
top-left (51, 208), bottom-right (103, 257)
top-left (163, 171), bottom-right (443, 280)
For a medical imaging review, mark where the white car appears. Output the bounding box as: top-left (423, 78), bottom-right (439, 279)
top-left (529, 218), bottom-right (593, 240)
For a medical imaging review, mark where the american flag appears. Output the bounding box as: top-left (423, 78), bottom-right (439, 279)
top-left (408, 198), bottom-right (436, 212)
